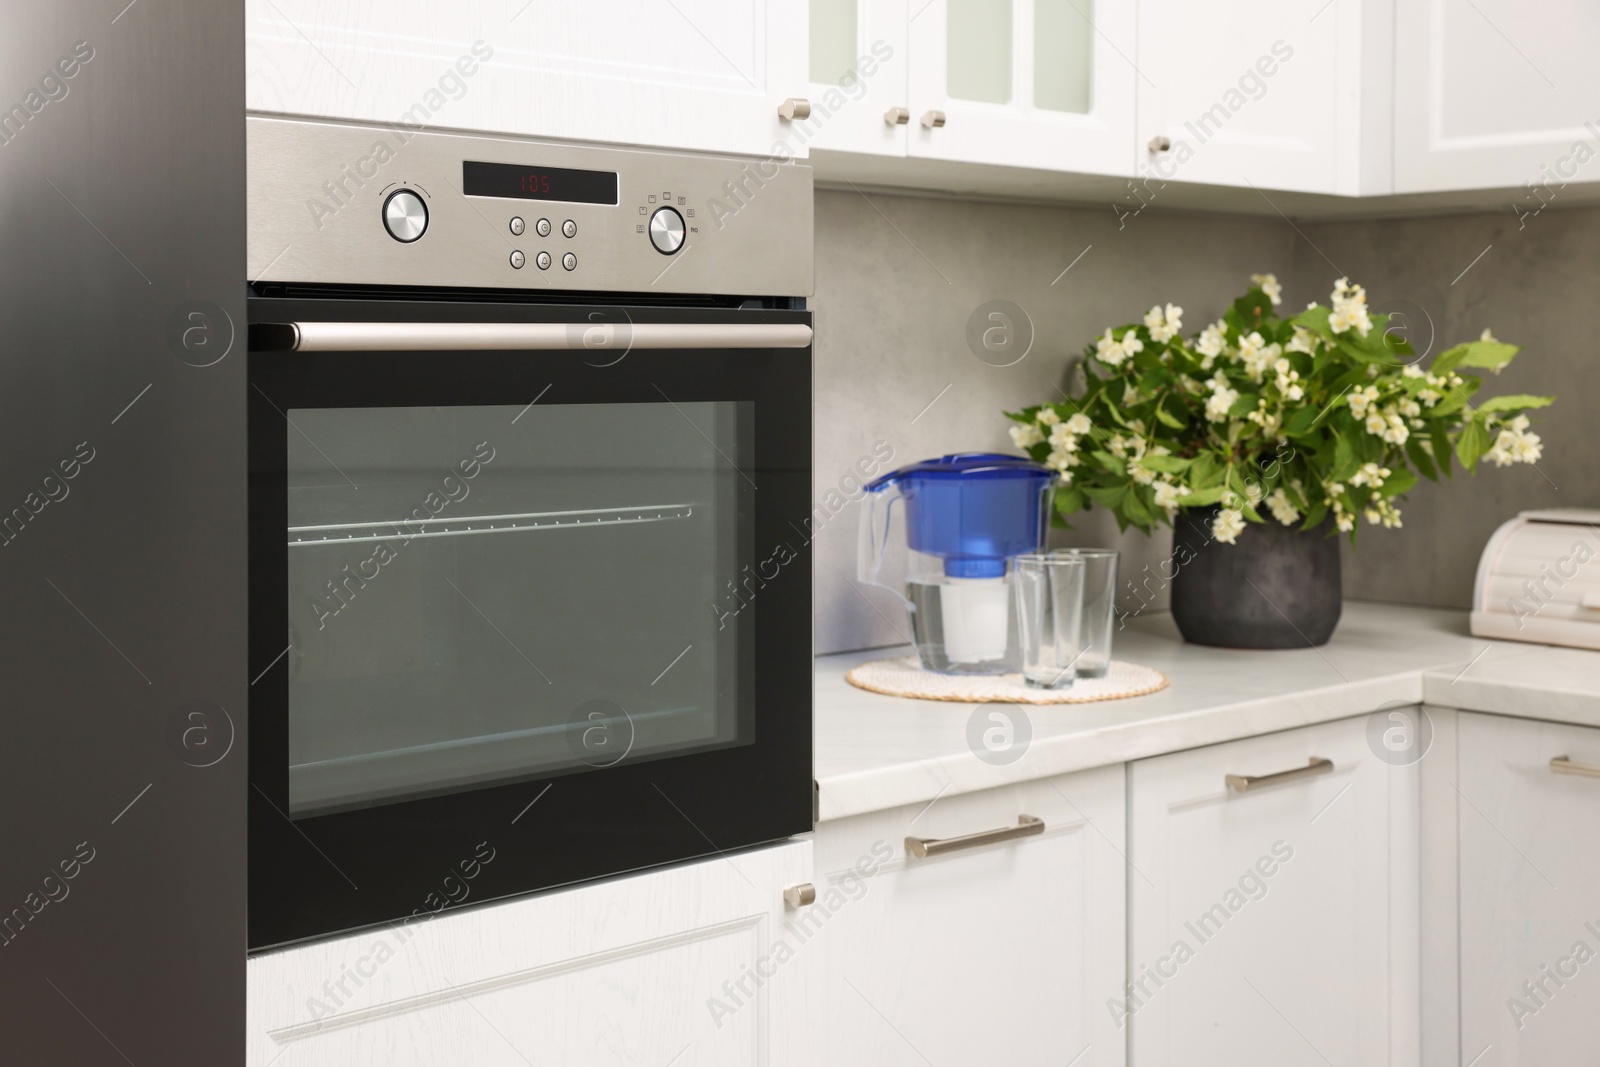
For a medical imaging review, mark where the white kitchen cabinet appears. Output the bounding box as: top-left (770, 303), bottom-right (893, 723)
top-left (799, 765), bottom-right (1126, 1066)
top-left (1135, 0), bottom-right (1391, 196)
top-left (1394, 0), bottom-right (1600, 195)
top-left (245, 841), bottom-right (811, 1067)
top-left (801, 0), bottom-right (911, 156)
top-left (1457, 712), bottom-right (1600, 1066)
top-left (1128, 714), bottom-right (1418, 1067)
top-left (905, 0), bottom-right (1136, 175)
top-left (245, 0), bottom-right (807, 158)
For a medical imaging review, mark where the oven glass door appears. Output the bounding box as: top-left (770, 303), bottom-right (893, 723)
top-left (248, 300), bottom-right (812, 950)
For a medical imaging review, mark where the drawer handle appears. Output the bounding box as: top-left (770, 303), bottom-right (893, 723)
top-left (783, 882), bottom-right (816, 908)
top-left (1551, 756), bottom-right (1600, 778)
top-left (778, 97), bottom-right (811, 121)
top-left (1226, 757), bottom-right (1333, 794)
top-left (905, 814), bottom-right (1043, 859)
top-left (920, 109), bottom-right (946, 128)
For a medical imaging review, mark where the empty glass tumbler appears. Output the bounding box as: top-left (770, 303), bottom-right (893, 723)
top-left (1013, 554), bottom-right (1086, 689)
top-left (1052, 548), bottom-right (1118, 677)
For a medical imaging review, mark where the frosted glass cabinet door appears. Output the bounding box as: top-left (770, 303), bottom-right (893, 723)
top-left (245, 0), bottom-right (807, 158)
top-left (905, 0), bottom-right (1135, 175)
top-left (801, 0), bottom-right (911, 155)
top-left (1395, 0), bottom-right (1600, 193)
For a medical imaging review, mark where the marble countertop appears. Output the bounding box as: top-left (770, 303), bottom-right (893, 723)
top-left (813, 601), bottom-right (1600, 822)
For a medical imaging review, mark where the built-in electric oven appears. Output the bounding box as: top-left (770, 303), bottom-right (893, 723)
top-left (245, 116), bottom-right (814, 951)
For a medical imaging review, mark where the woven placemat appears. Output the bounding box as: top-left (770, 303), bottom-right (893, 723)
top-left (846, 657), bottom-right (1168, 704)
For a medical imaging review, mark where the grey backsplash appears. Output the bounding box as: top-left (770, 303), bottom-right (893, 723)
top-left (810, 187), bottom-right (1598, 656)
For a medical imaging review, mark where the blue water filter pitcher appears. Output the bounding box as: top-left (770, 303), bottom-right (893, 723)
top-left (858, 453), bottom-right (1057, 673)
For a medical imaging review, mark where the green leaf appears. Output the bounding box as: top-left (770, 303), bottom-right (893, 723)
top-left (1154, 401), bottom-right (1187, 430)
top-left (1475, 393), bottom-right (1555, 414)
top-left (1189, 452), bottom-right (1224, 489)
top-left (1455, 341), bottom-right (1520, 370)
top-left (1292, 305), bottom-right (1331, 334)
top-left (1378, 467), bottom-right (1418, 498)
top-left (1082, 484), bottom-right (1128, 508)
top-left (1301, 497), bottom-right (1329, 530)
top-left (1140, 454), bottom-right (1192, 474)
top-left (1455, 417), bottom-right (1489, 473)
top-left (1228, 392), bottom-right (1259, 418)
top-left (1430, 343), bottom-right (1469, 377)
top-left (1180, 485), bottom-right (1228, 507)
top-left (1430, 423), bottom-right (1454, 479)
top-left (1405, 437), bottom-right (1438, 481)
top-left (1054, 486), bottom-right (1086, 515)
top-left (1430, 377), bottom-right (1479, 418)
top-left (1336, 338), bottom-right (1389, 365)
top-left (1283, 405), bottom-right (1321, 437)
top-left (1122, 490), bottom-right (1156, 528)
top-left (1333, 434), bottom-right (1356, 480)
top-left (1091, 451), bottom-right (1126, 475)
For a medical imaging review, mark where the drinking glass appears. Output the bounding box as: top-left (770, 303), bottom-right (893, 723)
top-left (1013, 554), bottom-right (1086, 689)
top-left (1052, 548), bottom-right (1118, 677)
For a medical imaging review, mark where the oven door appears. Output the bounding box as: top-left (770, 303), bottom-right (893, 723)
top-left (247, 297), bottom-right (812, 951)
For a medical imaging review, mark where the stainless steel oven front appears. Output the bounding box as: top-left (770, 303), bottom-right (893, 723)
top-left (245, 116), bottom-right (814, 951)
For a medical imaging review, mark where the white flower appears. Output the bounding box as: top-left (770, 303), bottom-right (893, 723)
top-left (1153, 480), bottom-right (1191, 516)
top-left (1348, 385), bottom-right (1380, 419)
top-left (1047, 423), bottom-right (1078, 450)
top-left (1045, 449), bottom-right (1074, 473)
top-left (1336, 510), bottom-right (1355, 533)
top-left (1382, 408), bottom-right (1410, 445)
top-left (1251, 272), bottom-right (1284, 306)
top-left (1065, 412), bottom-right (1092, 435)
top-left (1364, 411), bottom-right (1387, 436)
top-left (1328, 277), bottom-right (1373, 338)
top-left (1402, 364), bottom-right (1425, 379)
top-left (1400, 399), bottom-right (1421, 418)
top-left (1266, 487), bottom-right (1300, 526)
top-left (1212, 508), bottom-right (1246, 545)
top-left (1480, 328), bottom-right (1498, 343)
top-left (1349, 462), bottom-right (1390, 489)
top-left (1206, 383), bottom-right (1239, 423)
top-left (1418, 388), bottom-right (1441, 407)
top-left (1095, 328), bottom-right (1126, 366)
top-left (1286, 327), bottom-right (1318, 355)
top-left (1131, 464), bottom-right (1157, 486)
top-left (1010, 423), bottom-right (1044, 449)
top-left (1143, 303), bottom-right (1184, 343)
top-left (1486, 415), bottom-right (1543, 467)
top-left (1196, 321), bottom-right (1228, 359)
top-left (1038, 407), bottom-right (1061, 427)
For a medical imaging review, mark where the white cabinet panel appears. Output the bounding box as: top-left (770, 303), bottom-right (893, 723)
top-left (1395, 0), bottom-right (1600, 193)
top-left (906, 0), bottom-right (1136, 175)
top-left (802, 766), bottom-right (1126, 1066)
top-left (246, 0), bottom-right (807, 158)
top-left (247, 841), bottom-right (810, 1066)
top-left (1129, 715), bottom-right (1416, 1067)
top-left (801, 0), bottom-right (911, 156)
top-left (1135, 0), bottom-right (1385, 196)
top-left (1458, 712), bottom-right (1600, 1066)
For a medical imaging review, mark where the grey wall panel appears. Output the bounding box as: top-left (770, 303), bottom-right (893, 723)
top-left (0, 2), bottom-right (244, 1064)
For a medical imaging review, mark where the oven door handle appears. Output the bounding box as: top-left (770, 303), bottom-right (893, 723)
top-left (251, 321), bottom-right (813, 352)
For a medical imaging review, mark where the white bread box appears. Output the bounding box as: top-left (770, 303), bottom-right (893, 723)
top-left (1472, 508), bottom-right (1600, 649)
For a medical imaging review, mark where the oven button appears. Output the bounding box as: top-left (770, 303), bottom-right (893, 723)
top-left (509, 216), bottom-right (525, 236)
top-left (562, 219), bottom-right (577, 238)
top-left (382, 189), bottom-right (428, 243)
top-left (509, 250), bottom-right (525, 269)
top-left (649, 207), bottom-right (685, 255)
top-left (536, 251), bottom-right (551, 270)
top-left (562, 252), bottom-right (577, 271)
top-left (536, 218), bottom-right (551, 237)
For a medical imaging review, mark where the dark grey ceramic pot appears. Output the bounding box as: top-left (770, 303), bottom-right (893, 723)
top-left (1169, 505), bottom-right (1342, 648)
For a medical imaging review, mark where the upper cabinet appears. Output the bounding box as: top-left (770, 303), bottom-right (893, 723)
top-left (906, 0), bottom-right (1137, 174)
top-left (245, 0), bottom-right (806, 158)
top-left (802, 0), bottom-right (911, 156)
top-left (1135, 0), bottom-right (1392, 196)
top-left (1394, 0), bottom-right (1600, 194)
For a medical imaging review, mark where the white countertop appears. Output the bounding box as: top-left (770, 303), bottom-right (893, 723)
top-left (813, 601), bottom-right (1600, 822)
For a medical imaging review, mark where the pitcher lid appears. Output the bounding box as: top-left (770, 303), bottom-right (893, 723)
top-left (866, 452), bottom-right (1054, 491)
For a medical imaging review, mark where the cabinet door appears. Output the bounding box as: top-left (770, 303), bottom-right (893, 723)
top-left (1458, 712), bottom-right (1600, 1066)
top-left (905, 0), bottom-right (1135, 175)
top-left (799, 765), bottom-right (1126, 1067)
top-left (1395, 0), bottom-right (1600, 193)
top-left (245, 0), bottom-right (807, 158)
top-left (246, 841), bottom-right (810, 1067)
top-left (1128, 715), bottom-right (1416, 1067)
top-left (1134, 0), bottom-right (1372, 196)
top-left (803, 0), bottom-right (911, 155)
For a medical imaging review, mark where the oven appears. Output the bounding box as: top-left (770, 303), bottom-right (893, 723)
top-left (245, 117), bottom-right (814, 951)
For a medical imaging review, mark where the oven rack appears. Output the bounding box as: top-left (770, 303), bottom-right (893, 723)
top-left (287, 503), bottom-right (696, 547)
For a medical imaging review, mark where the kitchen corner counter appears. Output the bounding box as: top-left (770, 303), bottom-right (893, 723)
top-left (813, 600), bottom-right (1600, 822)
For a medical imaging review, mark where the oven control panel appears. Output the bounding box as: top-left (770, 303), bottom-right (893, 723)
top-left (246, 115), bottom-right (813, 297)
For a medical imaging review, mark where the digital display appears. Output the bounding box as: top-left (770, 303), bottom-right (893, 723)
top-left (462, 160), bottom-right (618, 205)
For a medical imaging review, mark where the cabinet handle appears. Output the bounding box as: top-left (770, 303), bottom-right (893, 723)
top-left (920, 109), bottom-right (946, 129)
top-left (884, 106), bottom-right (910, 126)
top-left (778, 97), bottom-right (811, 121)
top-left (1551, 756), bottom-right (1600, 778)
top-left (1226, 757), bottom-right (1333, 794)
top-left (783, 882), bottom-right (816, 908)
top-left (1148, 135), bottom-right (1172, 153)
top-left (905, 814), bottom-right (1043, 858)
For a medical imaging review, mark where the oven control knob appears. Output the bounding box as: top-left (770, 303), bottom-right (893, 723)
top-left (383, 189), bottom-right (428, 243)
top-left (649, 206), bottom-right (685, 255)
